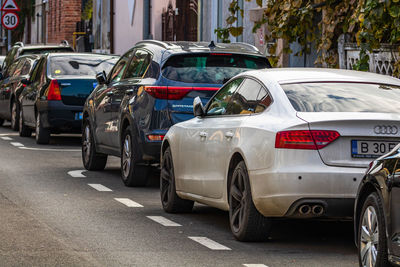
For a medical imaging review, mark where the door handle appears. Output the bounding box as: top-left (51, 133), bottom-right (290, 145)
top-left (125, 89), bottom-right (135, 95)
top-left (106, 91), bottom-right (114, 96)
top-left (199, 131), bottom-right (208, 138)
top-left (225, 131), bottom-right (234, 138)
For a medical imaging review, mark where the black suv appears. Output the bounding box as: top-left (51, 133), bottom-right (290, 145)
top-left (2, 41), bottom-right (73, 74)
top-left (82, 41), bottom-right (271, 186)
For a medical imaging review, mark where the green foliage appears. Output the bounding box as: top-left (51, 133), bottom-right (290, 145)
top-left (222, 0), bottom-right (400, 75)
top-left (82, 0), bottom-right (93, 20)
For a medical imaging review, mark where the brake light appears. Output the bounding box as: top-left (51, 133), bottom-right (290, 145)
top-left (275, 130), bottom-right (340, 150)
top-left (47, 79), bottom-right (61, 101)
top-left (146, 134), bottom-right (165, 141)
top-left (210, 53), bottom-right (232, 56)
top-left (144, 86), bottom-right (218, 100)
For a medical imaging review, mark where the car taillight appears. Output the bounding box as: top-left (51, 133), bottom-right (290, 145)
top-left (143, 86), bottom-right (218, 100)
top-left (47, 79), bottom-right (61, 101)
top-left (275, 130), bottom-right (340, 150)
top-left (146, 134), bottom-right (165, 141)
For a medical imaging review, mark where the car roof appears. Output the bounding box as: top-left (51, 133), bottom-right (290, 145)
top-left (247, 68), bottom-right (400, 86)
top-left (46, 52), bottom-right (119, 58)
top-left (135, 40), bottom-right (263, 56)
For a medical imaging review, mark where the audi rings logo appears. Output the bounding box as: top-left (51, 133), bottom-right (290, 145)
top-left (374, 125), bottom-right (398, 135)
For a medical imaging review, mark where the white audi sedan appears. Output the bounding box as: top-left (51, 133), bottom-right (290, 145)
top-left (160, 68), bottom-right (400, 241)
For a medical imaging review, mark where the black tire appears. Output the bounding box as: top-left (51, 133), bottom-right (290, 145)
top-left (35, 113), bottom-right (50, 144)
top-left (357, 192), bottom-right (389, 267)
top-left (19, 109), bottom-right (31, 137)
top-left (120, 128), bottom-right (149, 187)
top-left (82, 120), bottom-right (107, 171)
top-left (160, 147), bottom-right (194, 213)
top-left (0, 118), bottom-right (4, 126)
top-left (10, 100), bottom-right (19, 131)
top-left (229, 161), bottom-right (271, 241)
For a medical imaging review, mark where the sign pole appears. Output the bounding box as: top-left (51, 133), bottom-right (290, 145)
top-left (7, 29), bottom-right (10, 50)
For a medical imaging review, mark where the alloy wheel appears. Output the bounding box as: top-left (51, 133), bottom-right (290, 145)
top-left (230, 167), bottom-right (247, 233)
top-left (161, 151), bottom-right (173, 206)
top-left (122, 134), bottom-right (132, 178)
top-left (82, 125), bottom-right (91, 164)
top-left (360, 205), bottom-right (379, 267)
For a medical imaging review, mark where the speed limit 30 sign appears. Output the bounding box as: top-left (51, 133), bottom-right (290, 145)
top-left (2, 12), bottom-right (19, 30)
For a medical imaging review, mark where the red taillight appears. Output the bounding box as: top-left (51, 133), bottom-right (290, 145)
top-left (146, 134), bottom-right (165, 141)
top-left (144, 86), bottom-right (218, 100)
top-left (47, 79), bottom-right (61, 101)
top-left (275, 130), bottom-right (340, 150)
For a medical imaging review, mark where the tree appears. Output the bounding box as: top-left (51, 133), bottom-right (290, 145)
top-left (219, 0), bottom-right (400, 75)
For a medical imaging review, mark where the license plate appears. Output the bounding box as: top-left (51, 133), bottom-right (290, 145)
top-left (351, 140), bottom-right (398, 158)
top-left (75, 112), bottom-right (83, 120)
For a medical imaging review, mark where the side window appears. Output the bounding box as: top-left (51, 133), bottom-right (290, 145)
top-left (206, 78), bottom-right (244, 116)
top-left (225, 78), bottom-right (262, 115)
top-left (254, 87), bottom-right (273, 113)
top-left (30, 59), bottom-right (44, 83)
top-left (20, 60), bottom-right (32, 76)
top-left (109, 50), bottom-right (134, 83)
top-left (124, 49), bottom-right (152, 79)
top-left (5, 61), bottom-right (19, 78)
top-left (383, 159), bottom-right (398, 176)
top-left (12, 59), bottom-right (26, 77)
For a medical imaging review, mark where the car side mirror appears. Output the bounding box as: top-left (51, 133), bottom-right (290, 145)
top-left (21, 78), bottom-right (31, 85)
top-left (96, 71), bottom-right (107, 85)
top-left (193, 96), bottom-right (205, 117)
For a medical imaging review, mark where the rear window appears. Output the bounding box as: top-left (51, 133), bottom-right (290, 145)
top-left (20, 47), bottom-right (73, 56)
top-left (281, 82), bottom-right (400, 113)
top-left (162, 53), bottom-right (270, 84)
top-left (49, 55), bottom-right (118, 77)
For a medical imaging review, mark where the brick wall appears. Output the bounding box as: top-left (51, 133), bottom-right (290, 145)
top-left (47, 0), bottom-right (82, 45)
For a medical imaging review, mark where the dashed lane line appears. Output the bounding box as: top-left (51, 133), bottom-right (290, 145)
top-left (243, 264), bottom-right (269, 267)
top-left (147, 216), bottom-right (182, 227)
top-left (0, 133), bottom-right (19, 136)
top-left (114, 198), bottom-right (144, 208)
top-left (1, 137), bottom-right (13, 140)
top-left (19, 147), bottom-right (80, 152)
top-left (188, 236), bottom-right (231, 250)
top-left (10, 142), bottom-right (24, 147)
top-left (88, 184), bottom-right (113, 192)
top-left (67, 170), bottom-right (87, 178)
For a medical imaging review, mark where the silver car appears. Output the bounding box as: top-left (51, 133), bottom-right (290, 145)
top-left (160, 68), bottom-right (400, 241)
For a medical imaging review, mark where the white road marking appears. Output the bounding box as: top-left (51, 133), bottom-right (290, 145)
top-left (88, 184), bottom-right (112, 192)
top-left (67, 170), bottom-right (87, 178)
top-left (243, 264), bottom-right (269, 267)
top-left (19, 147), bottom-right (80, 152)
top-left (147, 216), bottom-right (181, 227)
top-left (0, 133), bottom-right (19, 136)
top-left (188, 236), bottom-right (231, 250)
top-left (1, 137), bottom-right (13, 140)
top-left (114, 198), bottom-right (144, 208)
top-left (10, 142), bottom-right (24, 147)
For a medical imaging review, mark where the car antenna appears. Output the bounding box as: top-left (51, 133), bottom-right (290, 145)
top-left (208, 41), bottom-right (216, 49)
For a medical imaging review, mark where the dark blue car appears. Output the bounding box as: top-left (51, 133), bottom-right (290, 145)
top-left (18, 53), bottom-right (118, 144)
top-left (82, 41), bottom-right (271, 187)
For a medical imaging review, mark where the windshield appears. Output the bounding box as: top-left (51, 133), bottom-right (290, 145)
top-left (162, 53), bottom-right (270, 84)
top-left (281, 82), bottom-right (400, 113)
top-left (49, 55), bottom-right (118, 77)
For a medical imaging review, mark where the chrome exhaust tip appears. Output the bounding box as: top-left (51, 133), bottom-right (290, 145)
top-left (312, 205), bottom-right (324, 216)
top-left (299, 204), bottom-right (311, 215)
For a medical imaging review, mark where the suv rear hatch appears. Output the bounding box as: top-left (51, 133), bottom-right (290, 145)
top-left (157, 53), bottom-right (271, 124)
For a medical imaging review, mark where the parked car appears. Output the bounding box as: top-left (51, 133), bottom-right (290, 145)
top-left (0, 55), bottom-right (39, 130)
top-left (82, 40), bottom-right (271, 187)
top-left (1, 41), bottom-right (73, 75)
top-left (354, 144), bottom-right (400, 267)
top-left (160, 68), bottom-right (400, 241)
top-left (18, 53), bottom-right (118, 144)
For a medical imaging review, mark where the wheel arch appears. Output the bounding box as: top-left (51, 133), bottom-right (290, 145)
top-left (226, 151), bottom-right (246, 198)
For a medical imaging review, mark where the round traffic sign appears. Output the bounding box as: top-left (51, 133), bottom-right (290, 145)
top-left (2, 12), bottom-right (19, 30)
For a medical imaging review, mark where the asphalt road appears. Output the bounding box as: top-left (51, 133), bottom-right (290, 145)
top-left (0, 123), bottom-right (358, 267)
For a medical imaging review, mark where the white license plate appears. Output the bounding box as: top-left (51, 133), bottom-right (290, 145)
top-left (351, 140), bottom-right (398, 158)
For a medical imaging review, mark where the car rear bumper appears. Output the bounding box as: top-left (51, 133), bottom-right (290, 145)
top-left (249, 165), bottom-right (365, 218)
top-left (37, 101), bottom-right (83, 133)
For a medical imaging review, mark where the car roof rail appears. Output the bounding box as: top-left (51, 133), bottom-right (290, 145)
top-left (135, 40), bottom-right (171, 49)
top-left (60, 40), bottom-right (69, 46)
top-left (233, 42), bottom-right (260, 53)
top-left (14, 41), bottom-right (24, 47)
